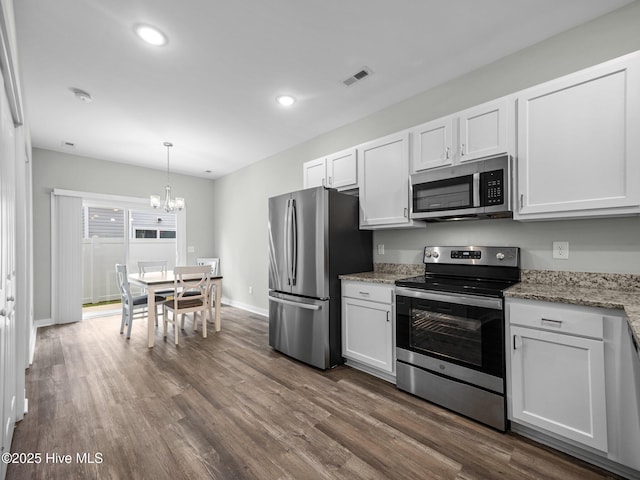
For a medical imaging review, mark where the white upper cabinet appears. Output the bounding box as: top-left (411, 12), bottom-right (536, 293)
top-left (458, 97), bottom-right (511, 163)
top-left (303, 147), bottom-right (358, 191)
top-left (515, 52), bottom-right (640, 220)
top-left (411, 115), bottom-right (455, 171)
top-left (411, 97), bottom-right (512, 173)
top-left (327, 148), bottom-right (357, 189)
top-left (302, 157), bottom-right (327, 189)
top-left (358, 131), bottom-right (420, 229)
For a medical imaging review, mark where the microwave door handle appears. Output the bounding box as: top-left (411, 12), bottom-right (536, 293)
top-left (472, 173), bottom-right (481, 207)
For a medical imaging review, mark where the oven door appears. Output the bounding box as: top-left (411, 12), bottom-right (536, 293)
top-left (396, 288), bottom-right (504, 381)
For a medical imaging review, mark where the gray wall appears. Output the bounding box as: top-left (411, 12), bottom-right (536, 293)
top-left (211, 1), bottom-right (640, 314)
top-left (32, 148), bottom-right (216, 321)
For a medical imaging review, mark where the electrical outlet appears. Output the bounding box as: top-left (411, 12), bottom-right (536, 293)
top-left (377, 244), bottom-right (385, 255)
top-left (187, 246), bottom-right (195, 253)
top-left (249, 286), bottom-right (253, 295)
top-left (552, 241), bottom-right (569, 260)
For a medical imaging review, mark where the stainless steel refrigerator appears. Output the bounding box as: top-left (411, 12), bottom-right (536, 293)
top-left (268, 186), bottom-right (372, 369)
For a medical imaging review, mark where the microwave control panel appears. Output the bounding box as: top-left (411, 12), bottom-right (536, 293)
top-left (480, 169), bottom-right (504, 206)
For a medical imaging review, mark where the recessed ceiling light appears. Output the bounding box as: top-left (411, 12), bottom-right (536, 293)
top-left (276, 95), bottom-right (296, 107)
top-left (134, 24), bottom-right (168, 46)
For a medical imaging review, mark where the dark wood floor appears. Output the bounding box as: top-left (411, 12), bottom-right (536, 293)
top-left (7, 306), bottom-right (622, 480)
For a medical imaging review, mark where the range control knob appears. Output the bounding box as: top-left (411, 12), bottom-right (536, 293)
top-left (424, 250), bottom-right (432, 258)
top-left (496, 252), bottom-right (505, 261)
top-left (432, 251), bottom-right (440, 259)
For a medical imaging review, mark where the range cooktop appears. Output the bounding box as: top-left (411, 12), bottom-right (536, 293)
top-left (395, 246), bottom-right (521, 298)
top-left (395, 274), bottom-right (518, 298)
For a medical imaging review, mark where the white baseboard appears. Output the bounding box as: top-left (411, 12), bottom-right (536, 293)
top-left (222, 297), bottom-right (268, 317)
top-left (82, 308), bottom-right (120, 320)
top-left (34, 318), bottom-right (54, 328)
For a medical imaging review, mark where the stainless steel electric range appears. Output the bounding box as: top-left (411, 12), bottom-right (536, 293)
top-left (395, 246), bottom-right (520, 431)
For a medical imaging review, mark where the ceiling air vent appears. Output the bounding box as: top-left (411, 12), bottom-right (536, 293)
top-left (343, 67), bottom-right (373, 86)
top-left (61, 140), bottom-right (76, 149)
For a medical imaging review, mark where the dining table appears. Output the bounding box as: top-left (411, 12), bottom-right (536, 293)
top-left (128, 271), bottom-right (223, 348)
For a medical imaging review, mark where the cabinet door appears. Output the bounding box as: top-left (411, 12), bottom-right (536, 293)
top-left (302, 157), bottom-right (327, 189)
top-left (327, 148), bottom-right (357, 189)
top-left (516, 53), bottom-right (640, 219)
top-left (458, 97), bottom-right (510, 163)
top-left (411, 116), bottom-right (454, 172)
top-left (510, 325), bottom-right (608, 452)
top-left (342, 296), bottom-right (393, 373)
top-left (358, 131), bottom-right (411, 227)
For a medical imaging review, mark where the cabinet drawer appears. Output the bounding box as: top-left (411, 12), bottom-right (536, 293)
top-left (508, 299), bottom-right (603, 339)
top-left (342, 281), bottom-right (394, 304)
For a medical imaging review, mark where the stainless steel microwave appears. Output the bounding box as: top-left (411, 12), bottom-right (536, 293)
top-left (411, 155), bottom-right (513, 221)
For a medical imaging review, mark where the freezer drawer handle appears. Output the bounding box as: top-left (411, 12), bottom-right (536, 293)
top-left (270, 296), bottom-right (321, 311)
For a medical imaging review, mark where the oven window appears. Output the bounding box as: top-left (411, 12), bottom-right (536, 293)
top-left (410, 308), bottom-right (482, 366)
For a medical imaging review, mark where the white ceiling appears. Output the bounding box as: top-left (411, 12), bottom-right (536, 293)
top-left (13, 0), bottom-right (634, 179)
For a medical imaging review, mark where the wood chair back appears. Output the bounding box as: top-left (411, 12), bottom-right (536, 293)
top-left (138, 260), bottom-right (168, 275)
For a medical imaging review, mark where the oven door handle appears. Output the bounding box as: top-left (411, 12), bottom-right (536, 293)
top-left (395, 287), bottom-right (503, 310)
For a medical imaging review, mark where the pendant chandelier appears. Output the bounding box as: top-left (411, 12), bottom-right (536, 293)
top-left (150, 141), bottom-right (185, 212)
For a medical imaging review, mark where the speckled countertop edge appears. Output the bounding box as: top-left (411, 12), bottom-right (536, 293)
top-left (504, 275), bottom-right (640, 349)
top-left (340, 265), bottom-right (640, 350)
top-left (338, 263), bottom-right (423, 285)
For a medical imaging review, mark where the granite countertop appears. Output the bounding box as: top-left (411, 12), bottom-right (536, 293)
top-left (339, 263), bottom-right (423, 285)
top-left (340, 264), bottom-right (640, 351)
top-left (504, 270), bottom-right (640, 348)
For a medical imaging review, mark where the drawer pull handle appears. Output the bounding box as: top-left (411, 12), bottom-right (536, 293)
top-left (359, 291), bottom-right (370, 296)
top-left (541, 318), bottom-right (563, 328)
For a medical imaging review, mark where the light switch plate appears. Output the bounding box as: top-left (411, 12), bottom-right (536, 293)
top-left (552, 241), bottom-right (569, 260)
top-left (377, 244), bottom-right (385, 255)
top-left (187, 246), bottom-right (195, 253)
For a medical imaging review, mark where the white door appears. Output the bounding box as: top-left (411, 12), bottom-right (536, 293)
top-left (342, 297), bottom-right (393, 373)
top-left (302, 157), bottom-right (326, 189)
top-left (458, 97), bottom-right (510, 163)
top-left (0, 73), bottom-right (17, 471)
top-left (411, 116), bottom-right (454, 172)
top-left (516, 53), bottom-right (640, 218)
top-left (358, 131), bottom-right (411, 227)
top-left (510, 325), bottom-right (608, 452)
top-left (327, 148), bottom-right (357, 189)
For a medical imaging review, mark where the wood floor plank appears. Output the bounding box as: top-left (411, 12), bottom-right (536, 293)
top-left (7, 305), bottom-right (625, 480)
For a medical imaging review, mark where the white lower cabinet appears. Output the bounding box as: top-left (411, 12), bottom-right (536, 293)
top-left (506, 298), bottom-right (640, 477)
top-left (342, 281), bottom-right (394, 381)
top-left (508, 299), bottom-right (607, 451)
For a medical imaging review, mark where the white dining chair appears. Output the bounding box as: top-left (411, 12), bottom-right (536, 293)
top-left (115, 264), bottom-right (164, 339)
top-left (138, 260), bottom-right (173, 298)
top-left (196, 257), bottom-right (220, 323)
top-left (162, 265), bottom-right (211, 345)
top-left (137, 260), bottom-right (168, 275)
top-left (196, 257), bottom-right (220, 276)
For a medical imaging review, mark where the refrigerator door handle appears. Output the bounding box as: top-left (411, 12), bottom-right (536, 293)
top-left (290, 199), bottom-right (297, 285)
top-left (284, 198), bottom-right (291, 285)
top-left (270, 296), bottom-right (321, 311)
